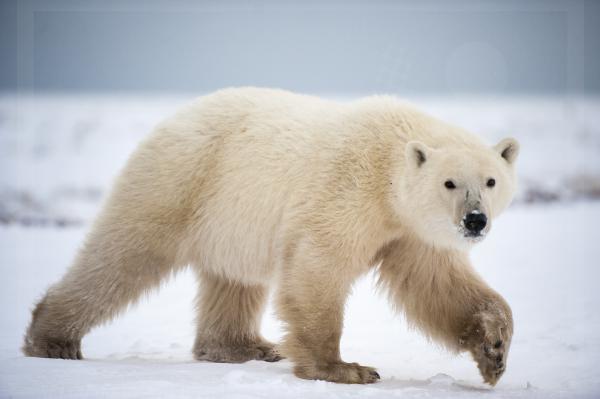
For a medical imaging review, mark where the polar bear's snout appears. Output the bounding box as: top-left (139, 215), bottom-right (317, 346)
top-left (463, 211), bottom-right (487, 236)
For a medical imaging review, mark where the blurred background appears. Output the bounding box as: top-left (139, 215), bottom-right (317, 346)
top-left (1, 1), bottom-right (600, 399)
top-left (2, 0), bottom-right (599, 95)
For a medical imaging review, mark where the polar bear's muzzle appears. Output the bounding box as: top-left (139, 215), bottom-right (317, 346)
top-left (462, 211), bottom-right (487, 237)
top-left (457, 207), bottom-right (490, 242)
top-left (455, 188), bottom-right (491, 242)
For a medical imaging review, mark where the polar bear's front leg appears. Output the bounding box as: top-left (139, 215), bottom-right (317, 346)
top-left (459, 303), bottom-right (512, 385)
top-left (276, 248), bottom-right (380, 384)
top-left (376, 239), bottom-right (513, 386)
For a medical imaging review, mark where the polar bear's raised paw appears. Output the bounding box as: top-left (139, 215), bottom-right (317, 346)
top-left (461, 305), bottom-right (512, 386)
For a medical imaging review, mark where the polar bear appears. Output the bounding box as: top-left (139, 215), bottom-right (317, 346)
top-left (23, 87), bottom-right (518, 386)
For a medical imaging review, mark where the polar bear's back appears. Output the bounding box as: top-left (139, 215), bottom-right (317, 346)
top-left (130, 88), bottom-right (348, 283)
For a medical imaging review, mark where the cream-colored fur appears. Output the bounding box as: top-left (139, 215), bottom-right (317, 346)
top-left (23, 87), bottom-right (518, 386)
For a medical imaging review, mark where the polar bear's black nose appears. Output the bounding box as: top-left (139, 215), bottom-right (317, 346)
top-left (464, 212), bottom-right (487, 234)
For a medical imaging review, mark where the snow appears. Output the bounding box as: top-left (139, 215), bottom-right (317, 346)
top-left (1, 94), bottom-right (599, 398)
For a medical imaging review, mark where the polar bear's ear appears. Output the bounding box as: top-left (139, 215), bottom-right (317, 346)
top-left (494, 137), bottom-right (520, 165)
top-left (406, 141), bottom-right (431, 168)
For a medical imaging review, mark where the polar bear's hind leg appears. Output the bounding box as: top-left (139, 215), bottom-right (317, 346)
top-left (192, 271), bottom-right (282, 363)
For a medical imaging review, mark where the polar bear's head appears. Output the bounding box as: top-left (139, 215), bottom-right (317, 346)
top-left (398, 138), bottom-right (519, 250)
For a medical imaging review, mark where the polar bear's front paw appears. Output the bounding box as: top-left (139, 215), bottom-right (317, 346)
top-left (461, 306), bottom-right (512, 386)
top-left (294, 361), bottom-right (380, 384)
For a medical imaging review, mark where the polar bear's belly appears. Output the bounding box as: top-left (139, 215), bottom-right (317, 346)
top-left (178, 185), bottom-right (288, 287)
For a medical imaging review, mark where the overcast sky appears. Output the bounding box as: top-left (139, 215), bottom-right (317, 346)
top-left (1, 0), bottom-right (599, 95)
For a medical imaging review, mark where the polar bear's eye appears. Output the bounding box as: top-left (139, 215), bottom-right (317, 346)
top-left (444, 180), bottom-right (456, 190)
top-left (487, 178), bottom-right (496, 188)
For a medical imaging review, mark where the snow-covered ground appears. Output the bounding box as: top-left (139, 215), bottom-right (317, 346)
top-left (1, 94), bottom-right (599, 398)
